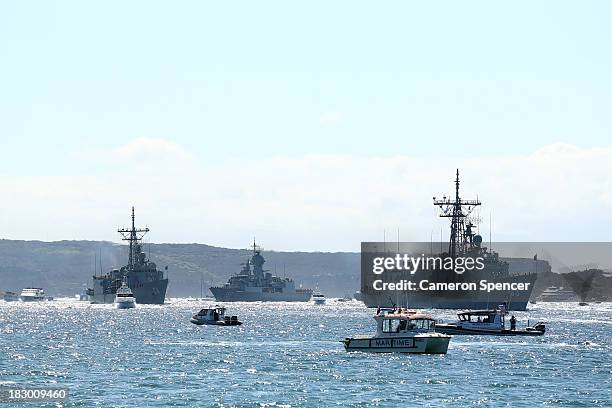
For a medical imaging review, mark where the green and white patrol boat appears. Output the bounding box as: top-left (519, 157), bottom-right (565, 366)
top-left (342, 309), bottom-right (451, 354)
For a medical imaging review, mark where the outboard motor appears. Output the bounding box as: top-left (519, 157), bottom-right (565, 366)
top-left (534, 322), bottom-right (546, 333)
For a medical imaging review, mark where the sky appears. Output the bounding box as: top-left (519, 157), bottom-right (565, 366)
top-left (0, 1), bottom-right (611, 251)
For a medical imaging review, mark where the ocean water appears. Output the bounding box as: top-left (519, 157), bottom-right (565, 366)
top-left (0, 299), bottom-right (611, 407)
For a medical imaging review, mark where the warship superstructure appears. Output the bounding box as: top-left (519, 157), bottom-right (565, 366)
top-left (88, 207), bottom-right (168, 304)
top-left (210, 242), bottom-right (313, 302)
top-left (361, 170), bottom-right (537, 311)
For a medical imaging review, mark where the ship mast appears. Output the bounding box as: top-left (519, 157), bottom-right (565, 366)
top-left (118, 207), bottom-right (150, 272)
top-left (433, 169), bottom-right (481, 258)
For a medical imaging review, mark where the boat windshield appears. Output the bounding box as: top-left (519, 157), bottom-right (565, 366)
top-left (459, 313), bottom-right (496, 323)
top-left (382, 318), bottom-right (435, 333)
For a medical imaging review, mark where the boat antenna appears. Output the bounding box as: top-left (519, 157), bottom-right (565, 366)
top-left (99, 248), bottom-right (102, 275)
top-left (397, 228), bottom-right (400, 252)
top-left (94, 251), bottom-right (97, 277)
top-left (489, 211), bottom-right (492, 251)
top-left (383, 229), bottom-right (386, 253)
top-left (430, 231), bottom-right (433, 256)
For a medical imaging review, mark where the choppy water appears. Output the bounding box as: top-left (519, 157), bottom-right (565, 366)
top-left (0, 299), bottom-right (611, 407)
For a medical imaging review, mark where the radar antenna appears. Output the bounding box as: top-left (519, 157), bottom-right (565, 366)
top-left (433, 169), bottom-right (481, 258)
top-left (251, 238), bottom-right (263, 254)
top-left (118, 207), bottom-right (150, 272)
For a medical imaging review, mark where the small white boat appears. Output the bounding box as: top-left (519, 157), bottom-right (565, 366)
top-left (190, 305), bottom-right (242, 326)
top-left (312, 292), bottom-right (326, 305)
top-left (75, 285), bottom-right (89, 301)
top-left (342, 309), bottom-right (451, 354)
top-left (20, 288), bottom-right (46, 302)
top-left (114, 281), bottom-right (136, 309)
top-left (436, 305), bottom-right (545, 336)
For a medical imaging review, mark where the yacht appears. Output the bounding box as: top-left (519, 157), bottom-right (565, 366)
top-left (20, 288), bottom-right (46, 302)
top-left (537, 286), bottom-right (578, 302)
top-left (114, 281), bottom-right (136, 309)
top-left (436, 306), bottom-right (545, 336)
top-left (312, 292), bottom-right (326, 305)
top-left (342, 309), bottom-right (451, 354)
top-left (190, 305), bottom-right (242, 326)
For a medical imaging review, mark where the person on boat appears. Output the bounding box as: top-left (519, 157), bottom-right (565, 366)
top-left (510, 315), bottom-right (516, 330)
top-left (398, 320), bottom-right (407, 332)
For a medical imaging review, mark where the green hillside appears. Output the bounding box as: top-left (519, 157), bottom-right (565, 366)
top-left (0, 240), bottom-right (360, 297)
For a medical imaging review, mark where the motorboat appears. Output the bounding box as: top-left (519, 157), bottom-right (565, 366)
top-left (3, 291), bottom-right (19, 302)
top-left (436, 305), bottom-right (545, 336)
top-left (336, 294), bottom-right (353, 302)
top-left (190, 305), bottom-right (242, 326)
top-left (20, 288), bottom-right (46, 302)
top-left (342, 309), bottom-right (451, 354)
top-left (312, 292), bottom-right (326, 305)
top-left (114, 281), bottom-right (136, 309)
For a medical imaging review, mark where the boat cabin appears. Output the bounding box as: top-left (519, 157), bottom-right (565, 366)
top-left (116, 288), bottom-right (134, 298)
top-left (374, 311), bottom-right (437, 336)
top-left (455, 309), bottom-right (505, 330)
top-left (196, 306), bottom-right (226, 321)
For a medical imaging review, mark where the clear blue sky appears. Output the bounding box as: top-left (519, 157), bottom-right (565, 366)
top-left (1, 1), bottom-right (611, 249)
top-left (2, 1), bottom-right (611, 173)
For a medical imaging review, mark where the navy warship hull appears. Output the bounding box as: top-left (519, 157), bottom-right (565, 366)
top-left (210, 241), bottom-right (313, 302)
top-left (210, 287), bottom-right (312, 302)
top-left (361, 273), bottom-right (537, 311)
top-left (90, 276), bottom-right (168, 304)
top-left (361, 294), bottom-right (531, 311)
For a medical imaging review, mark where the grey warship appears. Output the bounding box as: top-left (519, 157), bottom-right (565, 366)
top-left (210, 242), bottom-right (313, 302)
top-left (361, 170), bottom-right (537, 311)
top-left (88, 207), bottom-right (168, 304)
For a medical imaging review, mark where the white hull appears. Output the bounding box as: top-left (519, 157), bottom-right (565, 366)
top-left (115, 298), bottom-right (136, 309)
top-left (190, 318), bottom-right (242, 326)
top-left (343, 334), bottom-right (450, 354)
top-left (20, 296), bottom-right (46, 302)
